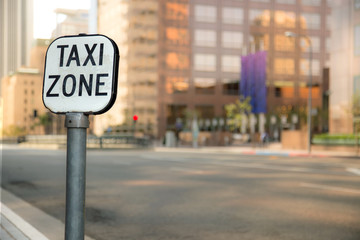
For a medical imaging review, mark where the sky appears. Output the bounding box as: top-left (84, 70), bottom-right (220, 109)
top-left (33, 0), bottom-right (91, 39)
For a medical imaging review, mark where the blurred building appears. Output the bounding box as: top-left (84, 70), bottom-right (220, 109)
top-left (30, 39), bottom-right (68, 135)
top-left (2, 68), bottom-right (46, 136)
top-left (96, 0), bottom-right (158, 135)
top-left (329, 0), bottom-right (360, 134)
top-left (97, 0), bottom-right (331, 138)
top-left (0, 0), bottom-right (33, 91)
top-left (52, 8), bottom-right (89, 38)
top-left (89, 0), bottom-right (98, 34)
top-left (1, 38), bottom-right (72, 136)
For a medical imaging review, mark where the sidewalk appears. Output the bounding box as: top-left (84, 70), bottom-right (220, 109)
top-left (154, 143), bottom-right (360, 158)
top-left (0, 188), bottom-right (94, 240)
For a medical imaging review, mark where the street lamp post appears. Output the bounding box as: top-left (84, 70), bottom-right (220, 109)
top-left (285, 31), bottom-right (312, 154)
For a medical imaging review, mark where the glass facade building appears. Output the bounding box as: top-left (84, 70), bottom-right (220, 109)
top-left (98, 0), bottom-right (331, 138)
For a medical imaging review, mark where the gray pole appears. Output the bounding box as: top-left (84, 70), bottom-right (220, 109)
top-left (65, 113), bottom-right (89, 240)
top-left (305, 37), bottom-right (313, 154)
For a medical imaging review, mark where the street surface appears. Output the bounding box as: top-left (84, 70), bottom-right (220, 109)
top-left (2, 147), bottom-right (360, 240)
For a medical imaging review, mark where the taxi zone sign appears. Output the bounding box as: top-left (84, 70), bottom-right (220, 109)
top-left (42, 34), bottom-right (119, 114)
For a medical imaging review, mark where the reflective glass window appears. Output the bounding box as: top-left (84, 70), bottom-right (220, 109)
top-left (194, 54), bottom-right (217, 71)
top-left (195, 5), bottom-right (217, 23)
top-left (274, 58), bottom-right (295, 75)
top-left (301, 13), bottom-right (321, 29)
top-left (222, 55), bottom-right (241, 73)
top-left (302, 0), bottom-right (321, 6)
top-left (166, 27), bottom-right (189, 46)
top-left (300, 59), bottom-right (320, 76)
top-left (194, 78), bottom-right (216, 94)
top-left (195, 30), bottom-right (217, 47)
top-left (275, 34), bottom-right (295, 51)
top-left (166, 2), bottom-right (188, 21)
top-left (166, 52), bottom-right (189, 70)
top-left (275, 11), bottom-right (296, 28)
top-left (222, 79), bottom-right (240, 95)
top-left (222, 7), bottom-right (244, 25)
top-left (355, 25), bottom-right (360, 55)
top-left (222, 31), bottom-right (243, 49)
top-left (249, 9), bottom-right (271, 27)
top-left (166, 77), bottom-right (189, 94)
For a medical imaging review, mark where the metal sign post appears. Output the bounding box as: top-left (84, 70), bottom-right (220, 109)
top-left (42, 34), bottom-right (119, 240)
top-left (64, 113), bottom-right (89, 240)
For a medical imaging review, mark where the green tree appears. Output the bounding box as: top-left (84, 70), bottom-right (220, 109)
top-left (32, 113), bottom-right (52, 134)
top-left (224, 97), bottom-right (252, 132)
top-left (351, 93), bottom-right (360, 154)
top-left (3, 125), bottom-right (26, 137)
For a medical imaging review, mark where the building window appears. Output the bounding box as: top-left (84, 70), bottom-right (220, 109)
top-left (275, 87), bottom-right (282, 97)
top-left (195, 105), bottom-right (215, 119)
top-left (166, 2), bottom-right (188, 21)
top-left (356, 0), bottom-right (360, 9)
top-left (299, 86), bottom-right (320, 99)
top-left (166, 52), bottom-right (189, 70)
top-left (275, 34), bottom-right (295, 51)
top-left (194, 54), bottom-right (216, 71)
top-left (302, 0), bottom-right (321, 6)
top-left (222, 79), bottom-right (239, 95)
top-left (222, 31), bottom-right (243, 49)
top-left (274, 58), bottom-right (295, 75)
top-left (222, 55), bottom-right (240, 73)
top-left (195, 5), bottom-right (217, 23)
top-left (167, 105), bottom-right (186, 127)
top-left (326, 15), bottom-right (331, 30)
top-left (166, 27), bottom-right (189, 46)
top-left (249, 10), bottom-right (271, 27)
top-left (249, 34), bottom-right (270, 51)
top-left (354, 76), bottom-right (360, 95)
top-left (194, 30), bottom-right (216, 47)
top-left (194, 78), bottom-right (216, 94)
top-left (355, 25), bottom-right (360, 55)
top-left (304, 36), bottom-right (320, 53)
top-left (301, 13), bottom-right (321, 29)
top-left (326, 38), bottom-right (331, 53)
top-left (274, 86), bottom-right (295, 98)
top-left (274, 11), bottom-right (296, 28)
top-left (300, 59), bottom-right (320, 76)
top-left (222, 7), bottom-right (244, 25)
top-left (276, 0), bottom-right (296, 4)
top-left (166, 77), bottom-right (189, 94)
top-left (251, 0), bottom-right (270, 2)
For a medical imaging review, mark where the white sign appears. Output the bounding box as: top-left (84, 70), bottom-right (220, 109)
top-left (42, 34), bottom-right (119, 114)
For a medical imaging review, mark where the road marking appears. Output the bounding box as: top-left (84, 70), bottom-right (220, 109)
top-left (170, 167), bottom-right (217, 175)
top-left (218, 162), bottom-right (311, 173)
top-left (300, 182), bottom-right (360, 195)
top-left (346, 168), bottom-right (360, 176)
top-left (0, 202), bottom-right (49, 240)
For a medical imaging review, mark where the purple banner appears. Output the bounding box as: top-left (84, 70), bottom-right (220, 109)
top-left (240, 51), bottom-right (267, 113)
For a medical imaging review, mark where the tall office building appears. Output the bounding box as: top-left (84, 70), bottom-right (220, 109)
top-left (1, 39), bottom-right (51, 136)
top-left (96, 0), bottom-right (159, 135)
top-left (52, 8), bottom-right (89, 38)
top-left (0, 0), bottom-right (33, 87)
top-left (329, 0), bottom-right (360, 134)
top-left (98, 0), bottom-right (331, 138)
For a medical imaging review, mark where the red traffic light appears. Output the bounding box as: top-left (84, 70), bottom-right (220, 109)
top-left (133, 115), bottom-right (138, 121)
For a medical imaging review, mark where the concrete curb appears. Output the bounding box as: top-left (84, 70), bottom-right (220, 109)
top-left (1, 188), bottom-right (94, 240)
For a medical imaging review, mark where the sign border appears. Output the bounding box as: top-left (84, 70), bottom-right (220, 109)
top-left (42, 34), bottom-right (120, 115)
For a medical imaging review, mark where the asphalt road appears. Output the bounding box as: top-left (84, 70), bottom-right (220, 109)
top-left (2, 147), bottom-right (360, 240)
